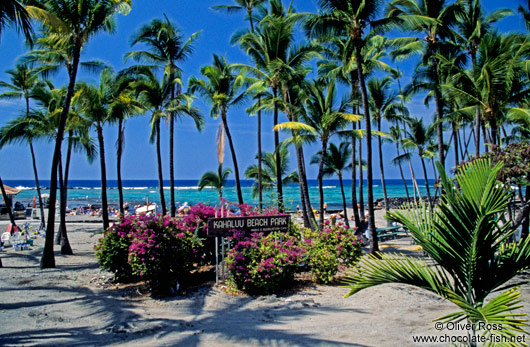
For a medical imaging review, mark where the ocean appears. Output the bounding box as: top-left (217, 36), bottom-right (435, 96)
top-left (3, 179), bottom-right (435, 211)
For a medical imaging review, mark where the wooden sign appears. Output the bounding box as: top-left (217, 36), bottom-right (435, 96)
top-left (207, 215), bottom-right (290, 237)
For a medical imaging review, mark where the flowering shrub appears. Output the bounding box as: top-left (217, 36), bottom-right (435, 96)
top-left (128, 214), bottom-right (203, 294)
top-left (305, 221), bottom-right (363, 284)
top-left (95, 217), bottom-right (137, 282)
top-left (226, 232), bottom-right (305, 294)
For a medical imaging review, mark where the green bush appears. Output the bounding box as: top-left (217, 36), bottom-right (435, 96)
top-left (305, 221), bottom-right (363, 284)
top-left (226, 233), bottom-right (305, 294)
top-left (95, 217), bottom-right (137, 282)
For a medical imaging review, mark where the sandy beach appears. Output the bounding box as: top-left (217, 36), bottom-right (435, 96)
top-left (1, 214), bottom-right (529, 346)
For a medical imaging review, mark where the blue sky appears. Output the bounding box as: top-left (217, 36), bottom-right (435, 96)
top-left (0, 0), bottom-right (527, 181)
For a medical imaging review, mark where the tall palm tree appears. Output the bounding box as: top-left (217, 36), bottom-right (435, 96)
top-left (402, 117), bottom-right (437, 207)
top-left (386, 0), bottom-right (464, 168)
top-left (315, 142), bottom-right (352, 227)
top-left (236, 0), bottom-right (314, 213)
top-left (278, 79), bottom-right (352, 226)
top-left (189, 54), bottom-right (247, 205)
top-left (24, 0), bottom-right (131, 268)
top-left (0, 0), bottom-right (32, 41)
top-left (198, 164), bottom-right (232, 201)
top-left (213, 0), bottom-right (266, 209)
top-left (0, 64), bottom-right (46, 228)
top-left (126, 16), bottom-right (201, 217)
top-left (443, 33), bottom-right (530, 149)
top-left (456, 0), bottom-right (512, 157)
top-left (75, 67), bottom-right (140, 230)
top-left (132, 68), bottom-right (171, 215)
top-left (367, 76), bottom-right (403, 214)
top-left (245, 143), bottom-right (298, 199)
top-left (307, 0), bottom-right (384, 252)
top-left (0, 113), bottom-right (48, 229)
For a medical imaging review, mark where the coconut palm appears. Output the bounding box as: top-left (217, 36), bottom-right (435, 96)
top-left (74, 67), bottom-right (139, 229)
top-left (198, 164), bottom-right (232, 201)
top-left (235, 0), bottom-right (316, 213)
top-left (278, 79), bottom-right (352, 226)
top-left (314, 142), bottom-right (352, 227)
top-left (126, 16), bottom-right (201, 217)
top-left (0, 0), bottom-right (32, 41)
top-left (386, 0), bottom-right (465, 168)
top-left (23, 0), bottom-right (131, 268)
top-left (456, 0), bottom-right (512, 157)
top-left (443, 33), bottom-right (530, 149)
top-left (402, 117), bottom-right (437, 207)
top-left (0, 113), bottom-right (48, 229)
top-left (367, 75), bottom-right (404, 214)
top-left (245, 143), bottom-right (298, 199)
top-left (189, 54), bottom-right (247, 205)
top-left (0, 64), bottom-right (46, 228)
top-left (131, 68), bottom-right (172, 215)
top-left (212, 0), bottom-right (266, 208)
top-left (307, 0), bottom-right (384, 252)
top-left (345, 159), bottom-right (530, 345)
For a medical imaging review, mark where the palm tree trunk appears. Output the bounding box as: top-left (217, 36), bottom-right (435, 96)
top-left (355, 42), bottom-right (378, 254)
top-left (221, 109), bottom-right (244, 205)
top-left (481, 120), bottom-right (489, 153)
top-left (318, 140), bottom-right (328, 226)
top-left (351, 122), bottom-right (361, 230)
top-left (117, 118), bottom-right (125, 216)
top-left (453, 123), bottom-right (459, 167)
top-left (431, 55), bottom-right (445, 168)
top-left (57, 151), bottom-right (73, 255)
top-left (97, 124), bottom-right (110, 230)
top-left (0, 175), bottom-right (16, 228)
top-left (155, 119), bottom-right (167, 215)
top-left (273, 87), bottom-right (283, 211)
top-left (257, 98), bottom-right (263, 210)
top-left (408, 156), bottom-right (422, 203)
top-left (377, 117), bottom-right (389, 214)
top-left (29, 142), bottom-right (46, 229)
top-left (396, 144), bottom-right (410, 200)
top-left (338, 173), bottom-right (349, 227)
top-left (169, 109), bottom-right (176, 217)
top-left (521, 186), bottom-right (530, 239)
top-left (472, 53), bottom-right (481, 158)
top-left (490, 120), bottom-right (499, 147)
top-left (56, 133), bottom-right (72, 247)
top-left (420, 154), bottom-right (433, 207)
top-left (297, 145), bottom-right (316, 228)
top-left (358, 125), bottom-right (365, 222)
top-left (294, 145), bottom-right (310, 228)
top-left (42, 40), bottom-right (82, 269)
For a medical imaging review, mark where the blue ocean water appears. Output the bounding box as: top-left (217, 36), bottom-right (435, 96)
top-left (4, 178), bottom-right (435, 211)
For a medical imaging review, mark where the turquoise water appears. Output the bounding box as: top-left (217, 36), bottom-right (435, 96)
top-left (4, 179), bottom-right (435, 211)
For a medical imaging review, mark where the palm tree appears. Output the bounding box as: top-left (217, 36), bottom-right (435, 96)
top-left (367, 76), bottom-right (403, 214)
top-left (456, 0), bottom-right (512, 157)
top-left (0, 64), bottom-right (46, 228)
top-left (198, 164), bottom-right (232, 201)
top-left (213, 0), bottom-right (266, 210)
top-left (278, 79), bottom-right (351, 226)
top-left (0, 0), bottom-right (32, 41)
top-left (386, 0), bottom-right (464, 168)
top-left (443, 33), bottom-right (530, 149)
top-left (0, 113), bottom-right (48, 228)
top-left (316, 142), bottom-right (352, 227)
top-left (388, 125), bottom-right (410, 200)
top-left (189, 54), bottom-right (247, 205)
top-left (132, 68), bottom-right (171, 215)
top-left (245, 143), bottom-right (298, 199)
top-left (75, 67), bottom-right (139, 230)
top-left (345, 159), bottom-right (530, 346)
top-left (236, 0), bottom-right (315, 213)
top-left (126, 16), bottom-right (201, 217)
top-left (307, 0), bottom-right (384, 253)
top-left (402, 117), bottom-right (436, 206)
top-left (24, 0), bottom-right (131, 268)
